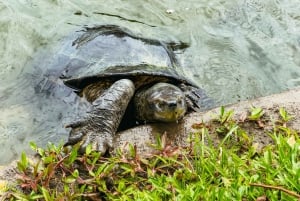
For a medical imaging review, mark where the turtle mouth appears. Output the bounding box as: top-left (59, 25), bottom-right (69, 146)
top-left (154, 107), bottom-right (186, 122)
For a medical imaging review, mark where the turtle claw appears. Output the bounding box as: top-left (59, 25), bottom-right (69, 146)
top-left (180, 83), bottom-right (202, 112)
top-left (180, 83), bottom-right (214, 112)
top-left (65, 121), bottom-right (86, 129)
top-left (78, 132), bottom-right (112, 154)
top-left (64, 121), bottom-right (86, 146)
top-left (64, 122), bottom-right (112, 154)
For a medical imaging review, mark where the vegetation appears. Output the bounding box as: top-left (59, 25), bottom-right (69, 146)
top-left (1, 107), bottom-right (300, 200)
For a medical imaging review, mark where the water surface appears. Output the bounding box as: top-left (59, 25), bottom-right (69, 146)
top-left (0, 0), bottom-right (300, 164)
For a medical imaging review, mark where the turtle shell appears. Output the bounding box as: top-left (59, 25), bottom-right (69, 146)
top-left (59, 25), bottom-right (195, 91)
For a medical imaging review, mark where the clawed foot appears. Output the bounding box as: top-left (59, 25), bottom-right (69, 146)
top-left (64, 121), bottom-right (113, 154)
top-left (64, 79), bottom-right (135, 154)
top-left (179, 83), bottom-right (202, 111)
top-left (180, 83), bottom-right (215, 112)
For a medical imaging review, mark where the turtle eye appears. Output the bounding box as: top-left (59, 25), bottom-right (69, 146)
top-left (177, 96), bottom-right (185, 106)
top-left (157, 102), bottom-right (164, 108)
top-left (154, 101), bottom-right (165, 110)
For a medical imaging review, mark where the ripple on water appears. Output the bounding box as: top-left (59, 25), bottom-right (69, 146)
top-left (1, 0), bottom-right (300, 165)
top-left (0, 105), bottom-right (33, 164)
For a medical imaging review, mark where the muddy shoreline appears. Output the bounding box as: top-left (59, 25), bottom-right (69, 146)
top-left (114, 87), bottom-right (300, 154)
top-left (1, 87), bottom-right (300, 193)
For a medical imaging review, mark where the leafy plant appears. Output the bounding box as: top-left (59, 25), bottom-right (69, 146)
top-left (218, 106), bottom-right (234, 125)
top-left (17, 152), bottom-right (28, 173)
top-left (248, 106), bottom-right (264, 121)
top-left (279, 107), bottom-right (293, 123)
top-left (2, 107), bottom-right (300, 201)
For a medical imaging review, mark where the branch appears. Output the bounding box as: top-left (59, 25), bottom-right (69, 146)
top-left (250, 183), bottom-right (300, 199)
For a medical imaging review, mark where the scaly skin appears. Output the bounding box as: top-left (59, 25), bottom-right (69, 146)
top-left (64, 79), bottom-right (208, 154)
top-left (65, 79), bottom-right (135, 153)
top-left (134, 83), bottom-right (187, 122)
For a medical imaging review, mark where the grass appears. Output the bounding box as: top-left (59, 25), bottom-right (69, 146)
top-left (1, 107), bottom-right (300, 200)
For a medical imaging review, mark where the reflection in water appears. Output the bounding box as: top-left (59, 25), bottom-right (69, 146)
top-left (0, 0), bottom-right (300, 164)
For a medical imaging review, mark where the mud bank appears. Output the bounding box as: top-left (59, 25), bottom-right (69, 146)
top-left (114, 87), bottom-right (300, 154)
top-left (1, 87), bottom-right (300, 193)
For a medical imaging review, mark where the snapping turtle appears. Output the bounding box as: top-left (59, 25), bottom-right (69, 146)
top-left (60, 25), bottom-right (210, 153)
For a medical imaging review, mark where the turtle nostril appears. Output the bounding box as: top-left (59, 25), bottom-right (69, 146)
top-left (168, 102), bottom-right (177, 108)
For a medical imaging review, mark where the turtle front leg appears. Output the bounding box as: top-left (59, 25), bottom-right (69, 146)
top-left (65, 79), bottom-right (135, 154)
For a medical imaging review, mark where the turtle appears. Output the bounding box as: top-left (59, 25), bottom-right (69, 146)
top-left (59, 25), bottom-right (211, 154)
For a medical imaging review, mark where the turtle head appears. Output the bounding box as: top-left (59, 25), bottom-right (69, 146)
top-left (135, 83), bottom-right (187, 122)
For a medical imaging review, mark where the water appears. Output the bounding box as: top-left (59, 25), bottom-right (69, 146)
top-left (0, 0), bottom-right (300, 164)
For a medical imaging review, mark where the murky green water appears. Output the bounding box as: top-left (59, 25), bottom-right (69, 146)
top-left (0, 0), bottom-right (300, 164)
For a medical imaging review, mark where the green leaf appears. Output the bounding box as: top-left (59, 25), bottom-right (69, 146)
top-left (17, 151), bottom-right (28, 172)
top-left (279, 107), bottom-right (293, 122)
top-left (220, 106), bottom-right (225, 117)
top-left (219, 125), bottom-right (238, 146)
top-left (85, 144), bottom-right (92, 155)
top-left (118, 180), bottom-right (126, 191)
top-left (29, 141), bottom-right (37, 151)
top-left (219, 106), bottom-right (234, 124)
top-left (43, 156), bottom-right (54, 164)
top-left (64, 176), bottom-right (77, 184)
top-left (248, 107), bottom-right (264, 120)
top-left (21, 152), bottom-right (28, 167)
top-left (68, 146), bottom-right (78, 164)
top-left (41, 187), bottom-right (52, 201)
top-left (222, 177), bottom-right (231, 188)
top-left (72, 169), bottom-right (79, 178)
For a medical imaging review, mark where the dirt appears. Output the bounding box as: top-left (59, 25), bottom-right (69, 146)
top-left (114, 87), bottom-right (300, 155)
top-left (1, 87), bottom-right (300, 195)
